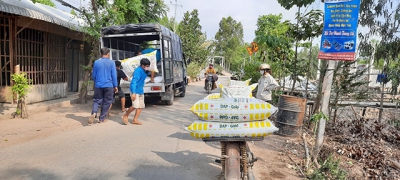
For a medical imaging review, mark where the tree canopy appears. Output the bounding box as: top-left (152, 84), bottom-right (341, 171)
top-left (159, 16), bottom-right (179, 33)
top-left (277, 0), bottom-right (316, 10)
top-left (214, 16), bottom-right (244, 71)
top-left (70, 9), bottom-right (77, 16)
top-left (30, 0), bottom-right (56, 7)
top-left (178, 9), bottom-right (208, 64)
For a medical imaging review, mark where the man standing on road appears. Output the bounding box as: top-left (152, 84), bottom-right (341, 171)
top-left (88, 47), bottom-right (118, 124)
top-left (122, 58), bottom-right (150, 125)
top-left (108, 60), bottom-right (128, 113)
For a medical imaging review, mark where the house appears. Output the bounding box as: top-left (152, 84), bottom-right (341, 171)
top-left (0, 0), bottom-right (89, 103)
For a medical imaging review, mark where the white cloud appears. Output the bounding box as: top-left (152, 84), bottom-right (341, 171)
top-left (168, 0), bottom-right (324, 43)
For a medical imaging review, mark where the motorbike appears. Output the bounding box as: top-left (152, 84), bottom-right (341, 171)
top-left (205, 74), bottom-right (215, 94)
top-left (203, 137), bottom-right (262, 180)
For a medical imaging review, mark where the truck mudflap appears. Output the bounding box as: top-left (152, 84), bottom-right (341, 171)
top-left (161, 85), bottom-right (174, 101)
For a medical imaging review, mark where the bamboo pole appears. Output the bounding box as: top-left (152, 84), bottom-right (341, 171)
top-left (12, 65), bottom-right (20, 104)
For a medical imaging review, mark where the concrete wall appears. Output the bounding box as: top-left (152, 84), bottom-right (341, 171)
top-left (0, 87), bottom-right (13, 103)
top-left (25, 83), bottom-right (68, 104)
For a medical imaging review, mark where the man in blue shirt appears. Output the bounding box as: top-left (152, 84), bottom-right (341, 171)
top-left (141, 48), bottom-right (161, 83)
top-left (88, 47), bottom-right (118, 124)
top-left (122, 58), bottom-right (150, 125)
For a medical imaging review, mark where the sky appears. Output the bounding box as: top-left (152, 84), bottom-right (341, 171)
top-left (166, 0), bottom-right (324, 43)
top-left (54, 0), bottom-right (325, 43)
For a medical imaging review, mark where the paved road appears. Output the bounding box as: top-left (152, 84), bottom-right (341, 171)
top-left (0, 77), bottom-right (229, 180)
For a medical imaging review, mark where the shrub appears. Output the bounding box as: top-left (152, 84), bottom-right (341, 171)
top-left (309, 154), bottom-right (347, 180)
top-left (243, 62), bottom-right (262, 84)
top-left (187, 62), bottom-right (201, 79)
top-left (11, 73), bottom-right (31, 118)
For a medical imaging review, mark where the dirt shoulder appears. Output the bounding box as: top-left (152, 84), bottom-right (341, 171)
top-left (0, 103), bottom-right (91, 148)
top-left (251, 135), bottom-right (303, 180)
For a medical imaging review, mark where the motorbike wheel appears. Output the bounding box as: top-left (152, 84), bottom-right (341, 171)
top-left (207, 82), bottom-right (212, 94)
top-left (225, 142), bottom-right (241, 180)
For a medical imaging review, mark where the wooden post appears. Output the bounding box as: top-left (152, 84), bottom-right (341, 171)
top-left (313, 60), bottom-right (335, 159)
top-left (12, 65), bottom-right (20, 104)
top-left (378, 61), bottom-right (387, 122)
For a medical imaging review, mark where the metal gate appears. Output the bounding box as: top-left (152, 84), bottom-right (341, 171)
top-left (0, 16), bottom-right (12, 87)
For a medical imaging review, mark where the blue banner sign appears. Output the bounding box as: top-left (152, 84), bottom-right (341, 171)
top-left (318, 0), bottom-right (361, 61)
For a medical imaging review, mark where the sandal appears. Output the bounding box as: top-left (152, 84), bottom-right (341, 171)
top-left (99, 120), bottom-right (108, 123)
top-left (132, 121), bottom-right (142, 125)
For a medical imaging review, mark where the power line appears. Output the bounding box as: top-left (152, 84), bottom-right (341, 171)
top-left (54, 0), bottom-right (82, 12)
top-left (63, 0), bottom-right (80, 8)
top-left (170, 0), bottom-right (182, 31)
top-left (170, 0), bottom-right (182, 20)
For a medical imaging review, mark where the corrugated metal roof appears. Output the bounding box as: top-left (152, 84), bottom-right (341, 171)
top-left (0, 0), bottom-right (83, 31)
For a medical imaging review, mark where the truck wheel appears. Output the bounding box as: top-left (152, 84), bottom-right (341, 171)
top-left (179, 86), bottom-right (186, 97)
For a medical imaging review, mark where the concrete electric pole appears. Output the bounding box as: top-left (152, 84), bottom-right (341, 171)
top-left (170, 0), bottom-right (182, 31)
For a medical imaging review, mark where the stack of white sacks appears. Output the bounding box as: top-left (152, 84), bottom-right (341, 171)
top-left (185, 79), bottom-right (279, 139)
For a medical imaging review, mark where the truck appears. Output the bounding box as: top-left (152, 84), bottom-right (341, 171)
top-left (100, 23), bottom-right (187, 105)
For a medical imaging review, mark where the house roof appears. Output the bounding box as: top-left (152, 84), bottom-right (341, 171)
top-left (0, 0), bottom-right (83, 31)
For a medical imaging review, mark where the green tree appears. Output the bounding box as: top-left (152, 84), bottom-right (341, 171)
top-left (70, 9), bottom-right (77, 16)
top-left (358, 0), bottom-right (400, 121)
top-left (214, 16), bottom-right (244, 72)
top-left (297, 45), bottom-right (320, 80)
top-left (254, 13), bottom-right (293, 83)
top-left (159, 16), bottom-right (179, 33)
top-left (287, 9), bottom-right (323, 94)
top-left (112, 0), bottom-right (168, 24)
top-left (254, 14), bottom-right (292, 62)
top-left (277, 0), bottom-right (316, 10)
top-left (11, 73), bottom-right (31, 119)
top-left (178, 9), bottom-right (208, 64)
top-left (139, 0), bottom-right (169, 23)
top-left (30, 0), bottom-right (56, 7)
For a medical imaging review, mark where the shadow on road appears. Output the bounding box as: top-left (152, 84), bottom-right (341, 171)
top-left (0, 167), bottom-right (59, 180)
top-left (0, 106), bottom-right (11, 119)
top-left (167, 131), bottom-right (196, 141)
top-left (0, 165), bottom-right (118, 180)
top-left (65, 113), bottom-right (88, 126)
top-left (127, 150), bottom-right (221, 180)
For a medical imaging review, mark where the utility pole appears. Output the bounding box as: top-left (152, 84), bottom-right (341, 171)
top-left (55, 0), bottom-right (82, 12)
top-left (313, 60), bottom-right (336, 159)
top-left (170, 0), bottom-right (182, 31)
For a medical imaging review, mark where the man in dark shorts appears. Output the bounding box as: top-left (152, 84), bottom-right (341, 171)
top-left (109, 60), bottom-right (128, 113)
